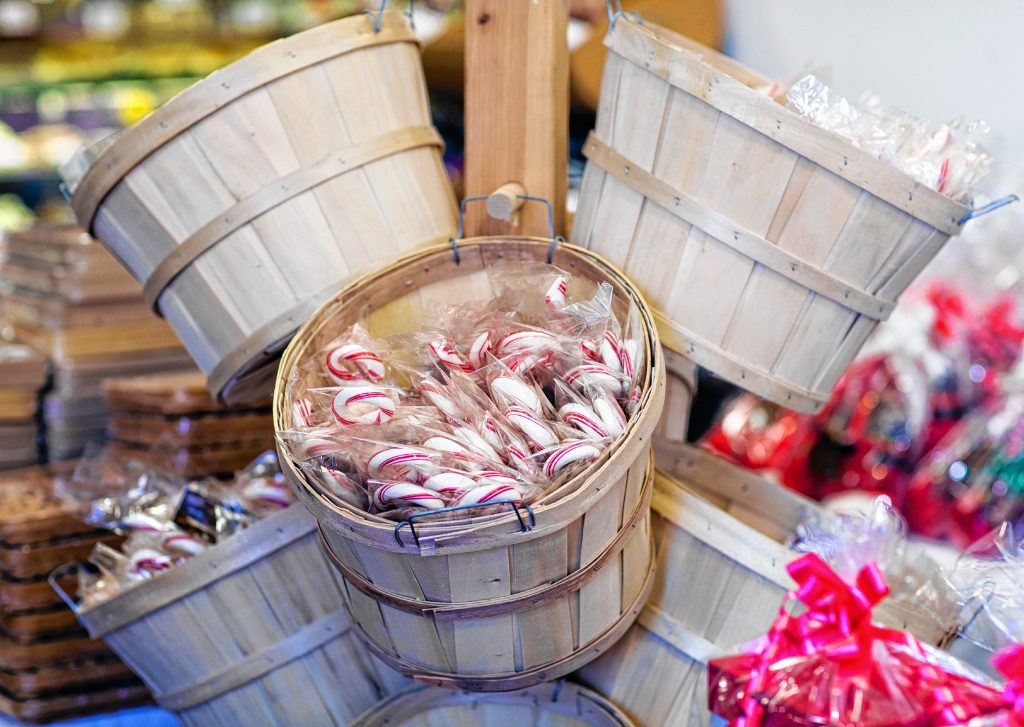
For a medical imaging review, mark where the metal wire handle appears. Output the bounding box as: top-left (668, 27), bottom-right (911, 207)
top-left (449, 194), bottom-right (565, 265)
top-left (606, 0), bottom-right (642, 32)
top-left (48, 562), bottom-right (83, 615)
top-left (394, 500), bottom-right (536, 548)
top-left (364, 0), bottom-right (416, 32)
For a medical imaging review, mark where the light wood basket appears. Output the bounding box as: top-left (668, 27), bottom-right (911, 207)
top-left (67, 10), bottom-right (457, 405)
top-left (351, 681), bottom-right (634, 726)
top-left (274, 237), bottom-right (666, 691)
top-left (65, 505), bottom-right (409, 726)
top-left (577, 442), bottom-right (950, 725)
top-left (655, 348), bottom-right (696, 446)
top-left (572, 16), bottom-right (970, 413)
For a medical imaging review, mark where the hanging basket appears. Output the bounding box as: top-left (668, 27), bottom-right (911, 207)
top-left (65, 9), bottom-right (457, 405)
top-left (572, 15), bottom-right (973, 413)
top-left (274, 236), bottom-right (665, 691)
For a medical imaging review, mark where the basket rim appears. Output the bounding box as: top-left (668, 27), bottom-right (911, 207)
top-left (273, 236), bottom-right (665, 554)
top-left (607, 16), bottom-right (969, 235)
top-left (71, 10), bottom-right (420, 230)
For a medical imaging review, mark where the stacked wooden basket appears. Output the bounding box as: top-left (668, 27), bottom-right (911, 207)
top-left (55, 3), bottom-right (997, 726)
top-left (0, 344), bottom-right (45, 471)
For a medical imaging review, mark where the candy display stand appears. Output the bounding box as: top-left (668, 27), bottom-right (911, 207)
top-left (350, 680), bottom-right (634, 726)
top-left (572, 15), bottom-right (974, 413)
top-left (58, 505), bottom-right (409, 727)
top-left (275, 236), bottom-right (665, 691)
top-left (65, 9), bottom-right (457, 406)
top-left (654, 348), bottom-right (696, 446)
top-left (577, 442), bottom-right (951, 725)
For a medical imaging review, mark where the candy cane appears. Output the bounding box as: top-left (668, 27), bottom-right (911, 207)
top-left (295, 430), bottom-right (341, 460)
top-left (422, 471), bottom-right (477, 498)
top-left (564, 364), bottom-right (622, 396)
top-left (454, 483), bottom-right (522, 508)
top-left (469, 331), bottom-right (493, 370)
top-left (326, 344), bottom-right (385, 384)
top-left (122, 513), bottom-right (165, 533)
top-left (581, 338), bottom-right (601, 362)
top-left (507, 352), bottom-right (553, 376)
top-left (619, 339), bottom-right (640, 380)
top-left (505, 406), bottom-right (559, 450)
top-left (558, 402), bottom-right (608, 439)
top-left (130, 548), bottom-right (173, 575)
top-left (481, 416), bottom-right (504, 451)
top-left (453, 426), bottom-right (503, 463)
top-left (600, 331), bottom-right (623, 373)
top-left (371, 481), bottom-right (445, 510)
top-left (331, 387), bottom-right (395, 426)
top-left (496, 330), bottom-right (559, 356)
top-left (592, 394), bottom-right (627, 438)
top-left (473, 471), bottom-right (523, 487)
top-left (242, 477), bottom-right (294, 509)
top-left (292, 398), bottom-right (316, 427)
top-left (428, 337), bottom-right (473, 374)
top-left (161, 532), bottom-right (206, 557)
top-left (543, 441), bottom-right (602, 478)
top-left (368, 447), bottom-right (432, 482)
top-left (423, 435), bottom-right (472, 461)
top-left (492, 376), bottom-right (542, 414)
top-left (419, 380), bottom-right (460, 419)
top-left (544, 276), bottom-right (568, 307)
top-left (318, 466), bottom-right (363, 505)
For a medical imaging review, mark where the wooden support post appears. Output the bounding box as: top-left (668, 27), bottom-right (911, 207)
top-left (463, 0), bottom-right (569, 238)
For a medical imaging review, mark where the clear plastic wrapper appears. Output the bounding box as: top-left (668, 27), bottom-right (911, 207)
top-left (787, 75), bottom-right (992, 201)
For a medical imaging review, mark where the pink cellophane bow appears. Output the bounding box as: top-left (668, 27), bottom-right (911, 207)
top-left (708, 553), bottom-right (1006, 726)
top-left (993, 645), bottom-right (1024, 726)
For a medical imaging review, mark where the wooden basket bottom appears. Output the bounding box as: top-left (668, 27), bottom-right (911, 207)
top-left (656, 311), bottom-right (830, 414)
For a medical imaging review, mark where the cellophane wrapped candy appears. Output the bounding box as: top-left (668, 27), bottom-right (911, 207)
top-left (708, 553), bottom-right (1009, 726)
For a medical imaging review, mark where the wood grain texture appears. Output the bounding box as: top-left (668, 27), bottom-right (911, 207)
top-left (571, 17), bottom-right (967, 414)
top-left (464, 0), bottom-right (568, 237)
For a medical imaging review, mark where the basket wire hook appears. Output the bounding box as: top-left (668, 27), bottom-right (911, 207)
top-left (958, 194), bottom-right (1019, 226)
top-left (449, 194), bottom-right (563, 264)
top-left (394, 501), bottom-right (536, 548)
top-left (365, 0), bottom-right (416, 33)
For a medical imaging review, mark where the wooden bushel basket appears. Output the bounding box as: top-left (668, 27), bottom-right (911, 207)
top-left (351, 681), bottom-right (634, 726)
top-left (275, 237), bottom-right (666, 691)
top-left (66, 9), bottom-right (457, 405)
top-left (58, 505), bottom-right (409, 726)
top-left (572, 15), bottom-right (972, 413)
top-left (578, 442), bottom-right (950, 725)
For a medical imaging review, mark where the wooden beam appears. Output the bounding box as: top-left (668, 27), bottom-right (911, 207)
top-left (463, 0), bottom-right (569, 238)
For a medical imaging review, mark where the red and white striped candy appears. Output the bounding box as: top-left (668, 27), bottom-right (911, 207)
top-left (242, 477), bottom-right (294, 509)
top-left (130, 548), bottom-right (173, 575)
top-left (296, 430), bottom-right (340, 460)
top-left (368, 447), bottom-right (432, 482)
top-left (372, 482), bottom-right (445, 510)
top-left (453, 426), bottom-right (503, 463)
top-left (558, 403), bottom-right (608, 439)
top-left (496, 329), bottom-right (559, 356)
top-left (581, 338), bottom-right (601, 362)
top-left (543, 441), bottom-right (602, 479)
top-left (454, 483), bottom-right (522, 508)
top-left (545, 276), bottom-right (568, 307)
top-left (331, 387), bottom-right (395, 426)
top-left (292, 398), bottom-right (316, 427)
top-left (423, 435), bottom-right (471, 461)
top-left (481, 416), bottom-right (504, 451)
top-left (593, 394), bottom-right (627, 438)
top-left (122, 513), bottom-right (165, 533)
top-left (419, 380), bottom-right (460, 419)
top-left (625, 386), bottom-right (642, 415)
top-left (317, 466), bottom-right (364, 506)
top-left (599, 331), bottom-right (623, 373)
top-left (422, 471), bottom-right (477, 498)
top-left (161, 532), bottom-right (206, 557)
top-left (428, 337), bottom-right (473, 374)
top-left (564, 364), bottom-right (622, 396)
top-left (469, 331), bottom-right (493, 370)
top-left (507, 352), bottom-right (553, 375)
top-left (326, 344), bottom-right (385, 384)
top-left (504, 406), bottom-right (559, 450)
top-left (473, 471), bottom-right (522, 487)
top-left (492, 376), bottom-right (541, 414)
top-left (619, 339), bottom-right (640, 380)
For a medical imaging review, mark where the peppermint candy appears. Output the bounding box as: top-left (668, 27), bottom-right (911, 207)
top-left (371, 481), bottom-right (446, 510)
top-left (545, 276), bottom-right (568, 307)
top-left (452, 426), bottom-right (503, 463)
top-left (619, 339), bottom-right (640, 380)
top-left (418, 380), bottom-right (460, 419)
top-left (593, 394), bottom-right (627, 438)
top-left (423, 435), bottom-right (472, 461)
top-left (326, 344), bottom-right (385, 384)
top-left (543, 441), bottom-right (602, 478)
top-left (454, 483), bottom-right (522, 508)
top-left (241, 477), bottom-right (293, 510)
top-left (161, 533), bottom-right (206, 557)
top-left (492, 376), bottom-right (542, 414)
top-left (564, 364), bottom-right (622, 396)
top-left (130, 548), bottom-right (173, 575)
top-left (368, 447), bottom-right (432, 482)
top-left (469, 331), bottom-right (493, 370)
top-left (331, 387), bottom-right (395, 426)
top-left (429, 337), bottom-right (473, 374)
top-left (505, 406), bottom-right (559, 450)
top-left (558, 402), bottom-right (608, 439)
top-left (422, 471), bottom-right (477, 498)
top-left (496, 329), bottom-right (559, 356)
top-left (473, 471), bottom-right (523, 487)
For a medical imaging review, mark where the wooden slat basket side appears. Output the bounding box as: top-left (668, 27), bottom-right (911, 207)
top-left (571, 16), bottom-right (968, 413)
top-left (73, 11), bottom-right (458, 405)
top-left (350, 681), bottom-right (635, 726)
top-left (73, 505), bottom-right (409, 726)
top-left (655, 349), bottom-right (697, 445)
